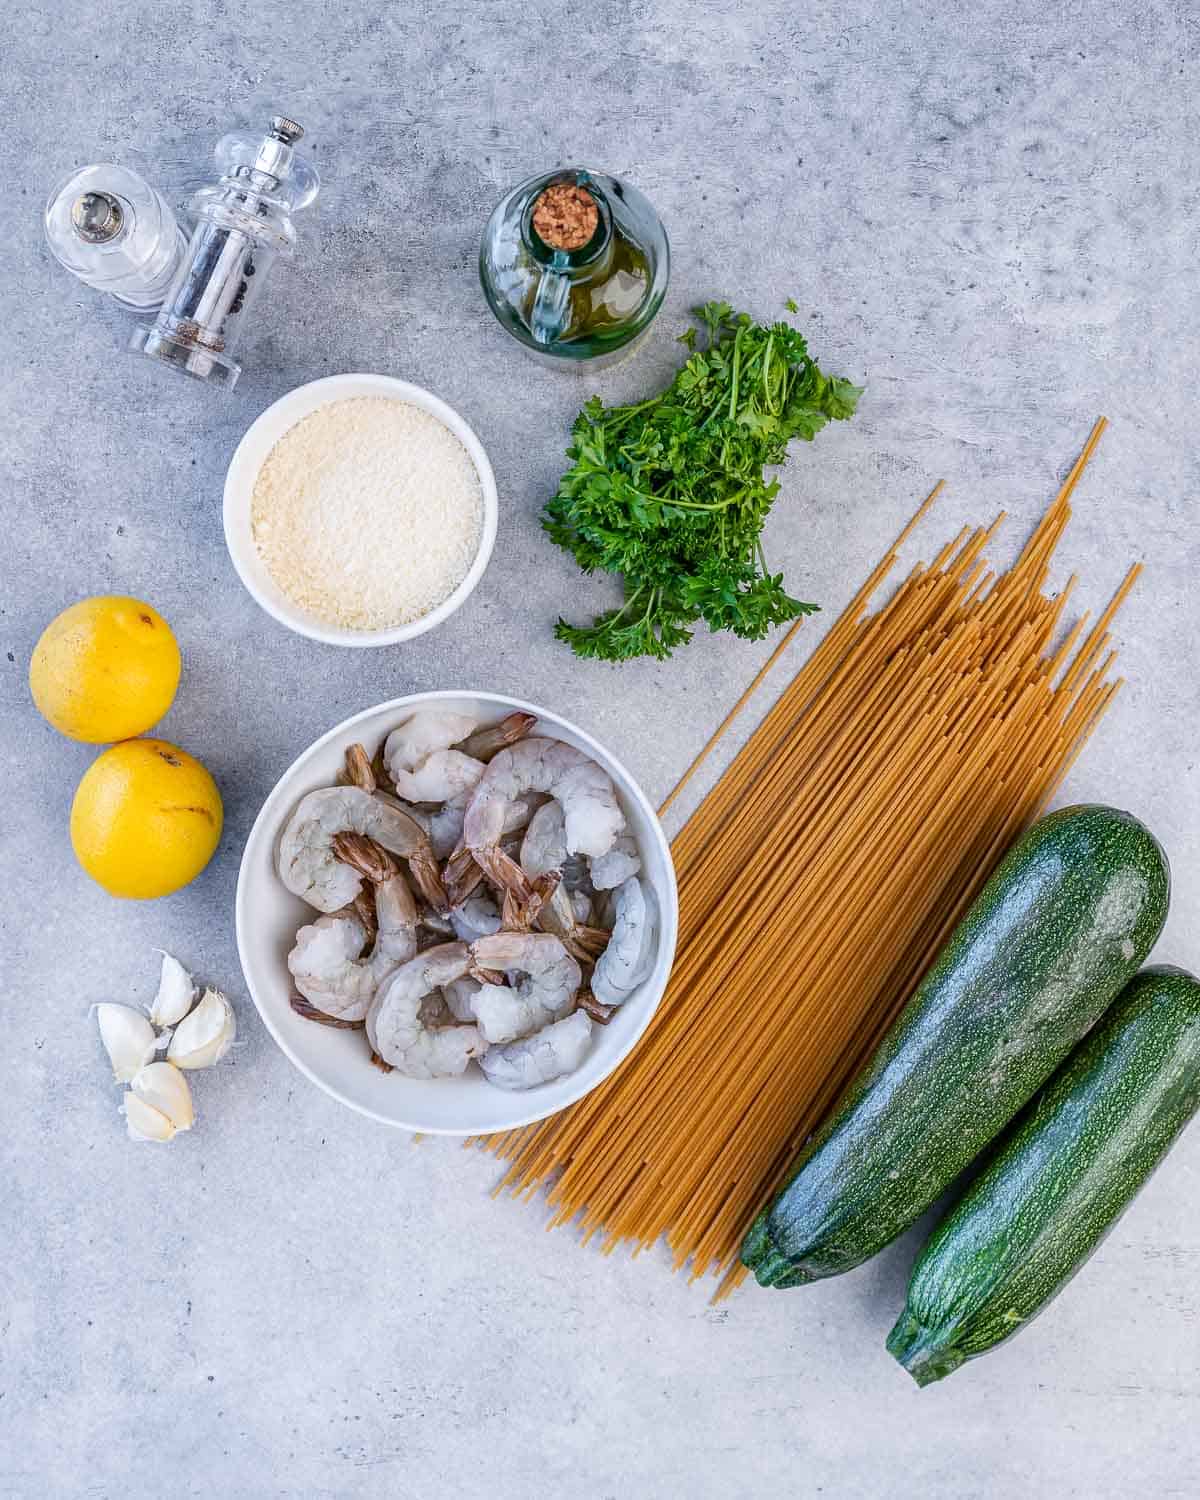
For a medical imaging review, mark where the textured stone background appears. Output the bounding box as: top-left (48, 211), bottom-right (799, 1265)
top-left (2, 1), bottom-right (1198, 1496)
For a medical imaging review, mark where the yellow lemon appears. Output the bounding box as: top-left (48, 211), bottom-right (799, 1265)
top-left (30, 596), bottom-right (181, 743)
top-left (71, 739), bottom-right (223, 899)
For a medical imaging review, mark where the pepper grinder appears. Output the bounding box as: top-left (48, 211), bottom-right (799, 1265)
top-left (44, 164), bottom-right (187, 309)
top-left (131, 116), bottom-right (319, 389)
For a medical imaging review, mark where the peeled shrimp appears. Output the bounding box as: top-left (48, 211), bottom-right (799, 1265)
top-left (287, 841), bottom-right (419, 1020)
top-left (366, 943), bottom-right (486, 1078)
top-left (384, 710), bottom-right (478, 775)
top-left (450, 892), bottom-right (503, 943)
top-left (589, 834), bottom-right (642, 891)
top-left (395, 750), bottom-right (486, 804)
top-left (278, 785), bottom-right (446, 913)
top-left (468, 932), bottom-right (581, 1044)
top-left (428, 795), bottom-right (468, 861)
top-left (520, 800), bottom-right (568, 879)
top-left (591, 876), bottom-right (658, 1007)
top-left (515, 800), bottom-right (606, 947)
top-left (464, 739), bottom-right (625, 879)
top-left (443, 975), bottom-right (481, 1023)
top-left (479, 1010), bottom-right (593, 1091)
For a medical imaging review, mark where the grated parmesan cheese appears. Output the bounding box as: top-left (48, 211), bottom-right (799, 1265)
top-left (250, 396), bottom-right (484, 631)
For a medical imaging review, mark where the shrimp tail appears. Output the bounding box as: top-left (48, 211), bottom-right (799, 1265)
top-left (289, 994), bottom-right (366, 1029)
top-left (472, 844), bottom-right (532, 901)
top-left (370, 740), bottom-right (397, 795)
top-left (408, 848), bottom-right (451, 915)
top-left (443, 844), bottom-right (484, 907)
top-left (500, 869), bottom-right (560, 932)
top-left (469, 963), bottom-right (506, 985)
top-left (350, 888), bottom-right (379, 943)
top-left (454, 711), bottom-right (538, 762)
top-left (578, 991), bottom-right (618, 1025)
top-left (342, 743), bottom-right (377, 793)
top-left (331, 831), bottom-right (398, 884)
top-left (564, 924), bottom-right (609, 960)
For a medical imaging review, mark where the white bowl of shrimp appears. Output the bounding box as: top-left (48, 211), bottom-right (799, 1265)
top-left (236, 691), bottom-right (678, 1135)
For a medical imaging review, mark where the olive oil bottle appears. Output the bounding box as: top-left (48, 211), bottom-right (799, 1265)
top-left (479, 167), bottom-right (669, 368)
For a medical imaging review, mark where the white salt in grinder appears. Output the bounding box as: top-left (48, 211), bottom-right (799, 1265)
top-left (131, 116), bottom-right (319, 389)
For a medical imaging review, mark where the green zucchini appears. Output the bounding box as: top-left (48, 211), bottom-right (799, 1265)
top-left (888, 965), bottom-right (1200, 1386)
top-left (741, 805), bottom-right (1169, 1288)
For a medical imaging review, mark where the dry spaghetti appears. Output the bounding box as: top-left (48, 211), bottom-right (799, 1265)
top-left (483, 420), bottom-right (1137, 1298)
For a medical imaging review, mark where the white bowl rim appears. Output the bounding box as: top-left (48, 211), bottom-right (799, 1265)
top-left (235, 689), bottom-right (679, 1135)
top-left (222, 373), bottom-right (499, 648)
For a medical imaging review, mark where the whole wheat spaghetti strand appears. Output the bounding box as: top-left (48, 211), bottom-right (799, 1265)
top-left (484, 426), bottom-right (1137, 1294)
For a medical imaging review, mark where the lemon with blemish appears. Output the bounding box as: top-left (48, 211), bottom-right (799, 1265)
top-left (30, 596), bottom-right (181, 743)
top-left (71, 740), bottom-right (223, 899)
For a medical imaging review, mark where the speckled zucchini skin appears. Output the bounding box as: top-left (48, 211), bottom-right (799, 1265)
top-left (741, 806), bottom-right (1170, 1288)
top-left (887, 966), bottom-right (1200, 1386)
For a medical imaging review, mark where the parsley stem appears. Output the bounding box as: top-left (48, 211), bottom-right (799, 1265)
top-left (728, 326), bottom-right (743, 420)
top-left (606, 583), bottom-right (648, 625)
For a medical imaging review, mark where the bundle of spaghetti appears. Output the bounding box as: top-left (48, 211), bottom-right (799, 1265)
top-left (484, 420), bottom-right (1140, 1298)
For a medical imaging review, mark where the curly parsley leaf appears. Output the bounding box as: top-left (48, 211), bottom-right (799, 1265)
top-left (543, 302), bottom-right (862, 662)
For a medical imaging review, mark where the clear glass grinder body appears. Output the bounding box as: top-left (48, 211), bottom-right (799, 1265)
top-left (131, 116), bottom-right (319, 389)
top-left (44, 163), bottom-right (187, 310)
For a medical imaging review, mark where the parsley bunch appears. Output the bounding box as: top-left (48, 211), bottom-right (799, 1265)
top-left (543, 301), bottom-right (862, 662)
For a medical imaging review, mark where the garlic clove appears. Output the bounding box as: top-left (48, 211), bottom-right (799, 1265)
top-left (149, 950), bottom-right (197, 1028)
top-left (96, 1003), bottom-right (159, 1083)
top-left (167, 987), bottom-right (235, 1071)
top-left (122, 1091), bottom-right (177, 1142)
top-left (129, 1060), bottom-right (194, 1133)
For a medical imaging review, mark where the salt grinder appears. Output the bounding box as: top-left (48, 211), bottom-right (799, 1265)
top-left (44, 164), bottom-right (187, 309)
top-left (131, 116), bottom-right (319, 389)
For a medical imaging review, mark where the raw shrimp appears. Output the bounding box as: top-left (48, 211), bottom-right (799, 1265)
top-left (384, 710), bottom-right (478, 775)
top-left (419, 990), bottom-right (455, 1027)
top-left (393, 750), bottom-right (485, 804)
top-left (464, 739), bottom-right (625, 882)
top-left (510, 804), bottom-right (606, 954)
top-left (520, 800), bottom-right (568, 878)
top-left (589, 833), bottom-right (642, 891)
top-left (528, 878), bottom-right (609, 960)
top-left (277, 785), bottom-right (446, 914)
top-left (479, 1010), bottom-right (593, 1091)
top-left (450, 892), bottom-right (502, 943)
top-left (443, 975), bottom-right (481, 1023)
top-left (429, 793), bottom-right (469, 860)
top-left (366, 943), bottom-right (486, 1079)
top-left (468, 931), bottom-right (581, 1044)
top-left (591, 876), bottom-right (658, 1007)
top-left (432, 789), bottom-right (540, 865)
top-left (287, 841), bottom-right (419, 1020)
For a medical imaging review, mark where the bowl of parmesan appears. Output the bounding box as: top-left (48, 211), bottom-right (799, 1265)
top-left (224, 373), bottom-right (498, 646)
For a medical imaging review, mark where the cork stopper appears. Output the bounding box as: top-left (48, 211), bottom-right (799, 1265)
top-left (531, 182), bottom-right (600, 251)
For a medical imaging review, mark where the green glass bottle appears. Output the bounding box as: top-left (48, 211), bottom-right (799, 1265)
top-left (479, 167), bottom-right (669, 368)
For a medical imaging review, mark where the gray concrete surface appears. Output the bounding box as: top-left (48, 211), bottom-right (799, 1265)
top-left (3, 1), bottom-right (1198, 1495)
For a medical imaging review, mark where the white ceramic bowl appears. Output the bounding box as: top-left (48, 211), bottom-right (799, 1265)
top-left (223, 373), bottom-right (499, 647)
top-left (236, 691), bottom-right (678, 1135)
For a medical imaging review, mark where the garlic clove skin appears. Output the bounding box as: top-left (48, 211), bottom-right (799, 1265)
top-left (149, 951), bottom-right (197, 1028)
top-left (96, 1003), bottom-right (159, 1083)
top-left (167, 987), bottom-right (235, 1071)
top-left (128, 1060), bottom-right (194, 1134)
top-left (122, 1091), bottom-right (177, 1142)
